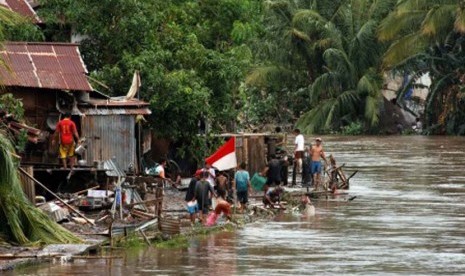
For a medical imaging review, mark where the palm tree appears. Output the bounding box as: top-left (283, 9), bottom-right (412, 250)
top-left (379, 1), bottom-right (465, 134)
top-left (379, 0), bottom-right (465, 68)
top-left (245, 0), bottom-right (321, 125)
top-left (294, 0), bottom-right (396, 133)
top-left (246, 0), bottom-right (396, 133)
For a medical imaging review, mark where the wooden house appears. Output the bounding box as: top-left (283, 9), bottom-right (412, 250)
top-left (0, 42), bottom-right (151, 175)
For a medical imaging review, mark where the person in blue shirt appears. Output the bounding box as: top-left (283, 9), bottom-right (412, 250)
top-left (234, 162), bottom-right (251, 213)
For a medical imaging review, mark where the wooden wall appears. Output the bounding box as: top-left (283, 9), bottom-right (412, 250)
top-left (236, 135), bottom-right (267, 174)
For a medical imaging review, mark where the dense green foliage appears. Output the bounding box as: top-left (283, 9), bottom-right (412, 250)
top-left (2, 0), bottom-right (465, 137)
top-left (379, 0), bottom-right (465, 134)
top-left (0, 6), bottom-right (43, 42)
top-left (247, 0), bottom-right (396, 133)
top-left (39, 0), bottom-right (260, 158)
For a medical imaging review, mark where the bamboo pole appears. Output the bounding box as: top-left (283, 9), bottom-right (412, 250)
top-left (72, 186), bottom-right (100, 196)
top-left (18, 167), bottom-right (95, 226)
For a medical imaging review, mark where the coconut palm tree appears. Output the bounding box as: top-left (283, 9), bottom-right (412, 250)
top-left (379, 1), bottom-right (465, 134)
top-left (294, 0), bottom-right (396, 133)
top-left (247, 0), bottom-right (396, 133)
top-left (379, 0), bottom-right (465, 68)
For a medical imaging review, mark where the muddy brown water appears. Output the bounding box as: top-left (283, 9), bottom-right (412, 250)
top-left (11, 136), bottom-right (465, 275)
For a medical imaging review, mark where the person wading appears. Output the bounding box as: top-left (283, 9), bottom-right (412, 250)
top-left (52, 113), bottom-right (80, 169)
top-left (310, 137), bottom-right (327, 190)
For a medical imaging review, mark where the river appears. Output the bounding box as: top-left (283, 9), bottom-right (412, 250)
top-left (11, 136), bottom-right (465, 275)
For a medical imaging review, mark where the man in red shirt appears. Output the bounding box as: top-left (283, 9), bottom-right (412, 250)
top-left (52, 113), bottom-right (80, 169)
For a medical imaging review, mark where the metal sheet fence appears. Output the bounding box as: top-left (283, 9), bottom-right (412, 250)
top-left (81, 115), bottom-right (136, 172)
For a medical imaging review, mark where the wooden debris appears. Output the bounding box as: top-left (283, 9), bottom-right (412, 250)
top-left (139, 229), bottom-right (151, 245)
top-left (131, 209), bottom-right (156, 219)
top-left (19, 167), bottom-right (95, 226)
top-left (72, 186), bottom-right (100, 196)
top-left (124, 198), bottom-right (161, 208)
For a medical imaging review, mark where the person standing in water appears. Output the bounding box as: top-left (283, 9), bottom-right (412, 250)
top-left (310, 137), bottom-right (327, 190)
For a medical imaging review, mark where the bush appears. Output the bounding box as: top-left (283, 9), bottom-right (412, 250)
top-left (341, 121), bottom-right (364, 135)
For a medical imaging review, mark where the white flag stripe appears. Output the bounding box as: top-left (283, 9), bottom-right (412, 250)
top-left (212, 151), bottom-right (237, 171)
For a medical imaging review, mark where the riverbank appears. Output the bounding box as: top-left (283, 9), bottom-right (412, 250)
top-left (0, 186), bottom-right (316, 272)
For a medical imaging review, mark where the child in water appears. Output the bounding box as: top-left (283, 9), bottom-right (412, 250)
top-left (205, 189), bottom-right (232, 226)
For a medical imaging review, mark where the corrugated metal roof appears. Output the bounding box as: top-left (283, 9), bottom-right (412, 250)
top-left (77, 97), bottom-right (151, 115)
top-left (0, 42), bottom-right (92, 91)
top-left (79, 107), bottom-right (151, 115)
top-left (1, 0), bottom-right (41, 23)
top-left (84, 98), bottom-right (150, 107)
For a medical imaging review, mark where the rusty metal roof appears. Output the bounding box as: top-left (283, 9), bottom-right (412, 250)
top-left (0, 42), bottom-right (92, 91)
top-left (1, 0), bottom-right (41, 23)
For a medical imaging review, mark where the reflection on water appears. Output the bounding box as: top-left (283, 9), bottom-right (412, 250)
top-left (12, 136), bottom-right (465, 275)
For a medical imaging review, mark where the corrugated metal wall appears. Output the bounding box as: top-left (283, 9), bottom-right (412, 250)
top-left (81, 115), bottom-right (136, 171)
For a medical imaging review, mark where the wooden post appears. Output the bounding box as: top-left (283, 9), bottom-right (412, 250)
top-left (242, 135), bottom-right (247, 167)
top-left (155, 187), bottom-right (163, 230)
top-left (19, 166), bottom-right (35, 203)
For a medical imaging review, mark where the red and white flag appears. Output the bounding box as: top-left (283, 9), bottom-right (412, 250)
top-left (205, 137), bottom-right (237, 171)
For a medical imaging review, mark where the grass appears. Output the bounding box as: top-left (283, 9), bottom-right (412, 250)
top-left (111, 220), bottom-right (240, 250)
top-left (154, 235), bottom-right (190, 249)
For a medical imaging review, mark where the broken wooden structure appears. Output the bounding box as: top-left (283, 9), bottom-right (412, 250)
top-left (324, 154), bottom-right (358, 192)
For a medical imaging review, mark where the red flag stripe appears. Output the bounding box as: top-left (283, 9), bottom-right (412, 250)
top-left (205, 137), bottom-right (235, 166)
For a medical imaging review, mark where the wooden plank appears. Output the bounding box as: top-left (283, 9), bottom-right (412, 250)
top-left (139, 229), bottom-right (151, 245)
top-left (131, 210), bottom-right (156, 219)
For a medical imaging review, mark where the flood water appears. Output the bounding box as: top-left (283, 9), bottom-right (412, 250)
top-left (12, 136), bottom-right (465, 275)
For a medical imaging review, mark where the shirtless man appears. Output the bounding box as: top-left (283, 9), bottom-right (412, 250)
top-left (215, 171), bottom-right (230, 199)
top-left (310, 137), bottom-right (327, 190)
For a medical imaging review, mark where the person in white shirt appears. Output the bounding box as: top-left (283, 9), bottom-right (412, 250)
top-left (203, 163), bottom-right (216, 188)
top-left (203, 163), bottom-right (216, 208)
top-left (293, 128), bottom-right (305, 174)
